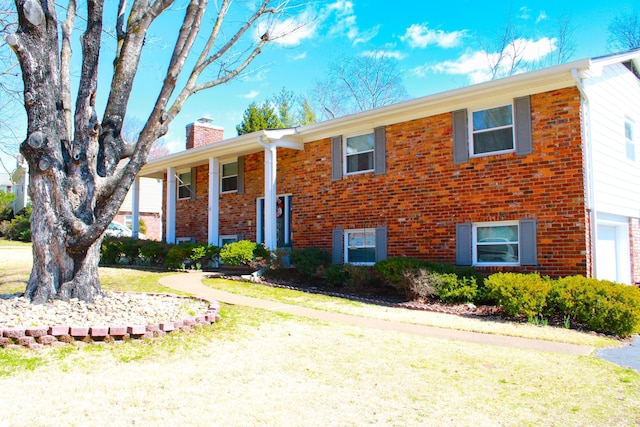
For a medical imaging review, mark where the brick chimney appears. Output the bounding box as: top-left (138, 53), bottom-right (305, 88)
top-left (185, 118), bottom-right (225, 150)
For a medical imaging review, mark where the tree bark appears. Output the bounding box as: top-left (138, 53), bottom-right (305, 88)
top-left (8, 0), bottom-right (289, 303)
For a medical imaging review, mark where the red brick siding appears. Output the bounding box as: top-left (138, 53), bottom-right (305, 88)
top-left (289, 87), bottom-right (589, 278)
top-left (173, 87), bottom-right (593, 278)
top-left (185, 122), bottom-right (224, 150)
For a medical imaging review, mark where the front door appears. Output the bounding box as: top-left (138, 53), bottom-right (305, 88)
top-left (258, 195), bottom-right (292, 247)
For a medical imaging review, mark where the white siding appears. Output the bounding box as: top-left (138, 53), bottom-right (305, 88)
top-left (120, 177), bottom-right (163, 214)
top-left (585, 63), bottom-right (640, 218)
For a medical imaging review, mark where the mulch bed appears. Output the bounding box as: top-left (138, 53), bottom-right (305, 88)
top-left (216, 268), bottom-right (508, 321)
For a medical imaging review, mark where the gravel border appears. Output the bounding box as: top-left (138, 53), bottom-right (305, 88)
top-left (0, 293), bottom-right (221, 350)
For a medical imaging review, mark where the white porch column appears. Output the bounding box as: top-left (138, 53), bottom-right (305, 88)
top-left (166, 167), bottom-right (176, 244)
top-left (208, 157), bottom-right (220, 245)
top-left (131, 177), bottom-right (140, 239)
top-left (263, 142), bottom-right (278, 250)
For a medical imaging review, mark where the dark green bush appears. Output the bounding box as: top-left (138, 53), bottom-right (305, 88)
top-left (219, 240), bottom-right (257, 267)
top-left (374, 257), bottom-right (427, 284)
top-left (550, 276), bottom-right (640, 337)
top-left (484, 272), bottom-right (552, 319)
top-left (375, 257), bottom-right (482, 303)
top-left (165, 243), bottom-right (195, 269)
top-left (324, 264), bottom-right (349, 288)
top-left (1, 207), bottom-right (32, 242)
top-left (290, 247), bottom-right (331, 278)
top-left (139, 241), bottom-right (171, 266)
top-left (343, 264), bottom-right (376, 292)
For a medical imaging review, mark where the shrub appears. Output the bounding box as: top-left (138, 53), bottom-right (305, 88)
top-left (1, 207), bottom-right (32, 242)
top-left (375, 258), bottom-right (482, 303)
top-left (219, 240), bottom-right (257, 267)
top-left (343, 264), bottom-right (375, 292)
top-left (139, 241), bottom-right (171, 266)
top-left (437, 275), bottom-right (478, 303)
top-left (484, 272), bottom-right (552, 319)
top-left (324, 264), bottom-right (349, 288)
top-left (402, 269), bottom-right (439, 300)
top-left (165, 243), bottom-right (194, 270)
top-left (550, 276), bottom-right (640, 337)
top-left (290, 247), bottom-right (331, 278)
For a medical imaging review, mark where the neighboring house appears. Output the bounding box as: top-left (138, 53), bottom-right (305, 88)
top-left (12, 156), bottom-right (163, 240)
top-left (139, 50), bottom-right (640, 285)
top-left (10, 155), bottom-right (28, 215)
top-left (0, 172), bottom-right (12, 193)
top-left (112, 177), bottom-right (163, 241)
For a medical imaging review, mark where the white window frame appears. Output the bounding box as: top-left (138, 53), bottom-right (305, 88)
top-left (219, 235), bottom-right (239, 247)
top-left (469, 103), bottom-right (515, 157)
top-left (344, 132), bottom-right (375, 175)
top-left (124, 214), bottom-right (133, 230)
top-left (220, 160), bottom-right (238, 193)
top-left (625, 117), bottom-right (636, 162)
top-left (177, 170), bottom-right (192, 201)
top-left (344, 228), bottom-right (376, 266)
top-left (473, 220), bottom-right (520, 266)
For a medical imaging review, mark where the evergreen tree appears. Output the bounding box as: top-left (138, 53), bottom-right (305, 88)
top-left (236, 102), bottom-right (283, 135)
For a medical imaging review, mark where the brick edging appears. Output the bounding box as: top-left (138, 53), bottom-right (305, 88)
top-left (0, 293), bottom-right (221, 350)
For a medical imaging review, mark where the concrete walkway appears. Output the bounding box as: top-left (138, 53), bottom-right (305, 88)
top-left (159, 272), bottom-right (595, 356)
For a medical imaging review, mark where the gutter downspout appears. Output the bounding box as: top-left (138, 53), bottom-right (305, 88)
top-left (572, 68), bottom-right (597, 278)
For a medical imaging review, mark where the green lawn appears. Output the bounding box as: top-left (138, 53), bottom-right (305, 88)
top-left (1, 244), bottom-right (639, 425)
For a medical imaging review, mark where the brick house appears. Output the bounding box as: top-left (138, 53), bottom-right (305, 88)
top-left (139, 50), bottom-right (640, 285)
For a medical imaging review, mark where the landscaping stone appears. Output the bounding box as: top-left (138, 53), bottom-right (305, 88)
top-left (25, 327), bottom-right (49, 338)
top-left (89, 327), bottom-right (109, 337)
top-left (17, 336), bottom-right (36, 346)
top-left (70, 326), bottom-right (89, 337)
top-left (49, 326), bottom-right (70, 336)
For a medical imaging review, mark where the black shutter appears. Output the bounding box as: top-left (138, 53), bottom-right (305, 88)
top-left (332, 228), bottom-right (343, 264)
top-left (331, 136), bottom-right (342, 181)
top-left (519, 219), bottom-right (537, 265)
top-left (374, 126), bottom-right (386, 175)
top-left (375, 225), bottom-right (388, 262)
top-left (453, 109), bottom-right (469, 164)
top-left (456, 222), bottom-right (472, 266)
top-left (237, 156), bottom-right (245, 194)
top-left (514, 96), bottom-right (533, 155)
top-left (190, 167), bottom-right (197, 201)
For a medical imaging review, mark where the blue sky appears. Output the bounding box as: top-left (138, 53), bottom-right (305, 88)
top-left (144, 0), bottom-right (637, 153)
top-left (2, 0), bottom-right (638, 168)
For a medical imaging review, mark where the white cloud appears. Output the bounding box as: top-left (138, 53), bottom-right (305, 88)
top-left (400, 23), bottom-right (466, 49)
top-left (291, 51), bottom-right (307, 61)
top-left (266, 9), bottom-right (319, 47)
top-left (536, 11), bottom-right (549, 24)
top-left (324, 0), bottom-right (379, 45)
top-left (418, 37), bottom-right (558, 84)
top-left (519, 6), bottom-right (531, 20)
top-left (360, 49), bottom-right (406, 60)
top-left (241, 90), bottom-right (260, 99)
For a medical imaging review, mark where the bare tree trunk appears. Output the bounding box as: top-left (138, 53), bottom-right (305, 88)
top-left (7, 0), bottom-right (292, 303)
top-left (25, 171), bottom-right (102, 303)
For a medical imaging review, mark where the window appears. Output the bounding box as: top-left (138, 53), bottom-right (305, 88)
top-left (177, 171), bottom-right (192, 200)
top-left (221, 161), bottom-right (238, 193)
top-left (345, 228), bottom-right (376, 265)
top-left (473, 221), bottom-right (519, 265)
top-left (471, 105), bottom-right (514, 155)
top-left (219, 235), bottom-right (239, 247)
top-left (124, 215), bottom-right (133, 230)
top-left (345, 133), bottom-right (374, 174)
top-left (625, 119), bottom-right (636, 161)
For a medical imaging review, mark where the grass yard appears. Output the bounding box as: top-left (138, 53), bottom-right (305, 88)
top-left (0, 304), bottom-right (639, 426)
top-left (1, 243), bottom-right (639, 425)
